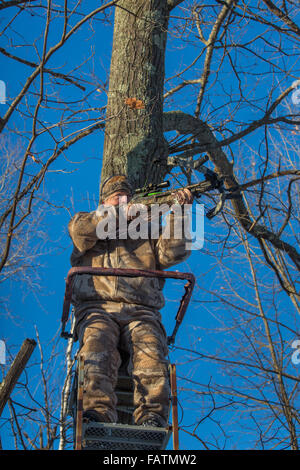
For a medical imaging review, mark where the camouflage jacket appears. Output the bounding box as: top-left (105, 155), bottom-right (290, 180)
top-left (68, 209), bottom-right (191, 311)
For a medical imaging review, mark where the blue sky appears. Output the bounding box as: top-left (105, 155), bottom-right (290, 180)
top-left (1, 2), bottom-right (299, 451)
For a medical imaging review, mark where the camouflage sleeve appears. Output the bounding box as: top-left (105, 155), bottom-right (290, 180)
top-left (154, 211), bottom-right (191, 269)
top-left (68, 211), bottom-right (100, 253)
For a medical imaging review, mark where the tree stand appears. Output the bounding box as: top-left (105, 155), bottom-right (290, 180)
top-left (61, 267), bottom-right (195, 450)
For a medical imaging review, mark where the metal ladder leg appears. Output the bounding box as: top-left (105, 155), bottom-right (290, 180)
top-left (75, 355), bottom-right (84, 450)
top-left (170, 363), bottom-right (179, 450)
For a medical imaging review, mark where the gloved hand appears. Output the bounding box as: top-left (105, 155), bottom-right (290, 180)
top-left (172, 188), bottom-right (194, 205)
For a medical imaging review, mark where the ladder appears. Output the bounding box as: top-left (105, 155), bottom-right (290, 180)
top-left (69, 355), bottom-right (179, 451)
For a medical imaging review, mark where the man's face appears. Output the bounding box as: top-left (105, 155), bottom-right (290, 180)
top-left (103, 191), bottom-right (131, 207)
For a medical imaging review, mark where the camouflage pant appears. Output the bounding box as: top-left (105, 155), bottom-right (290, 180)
top-left (76, 301), bottom-right (170, 426)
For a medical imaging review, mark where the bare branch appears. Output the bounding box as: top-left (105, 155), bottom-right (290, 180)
top-left (262, 0), bottom-right (300, 37)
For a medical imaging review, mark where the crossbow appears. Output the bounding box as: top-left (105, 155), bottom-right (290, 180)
top-left (131, 155), bottom-right (241, 219)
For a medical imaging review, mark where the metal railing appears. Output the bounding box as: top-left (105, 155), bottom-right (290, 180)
top-left (61, 267), bottom-right (195, 345)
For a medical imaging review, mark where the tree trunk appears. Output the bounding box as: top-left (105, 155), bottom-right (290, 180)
top-left (100, 0), bottom-right (170, 196)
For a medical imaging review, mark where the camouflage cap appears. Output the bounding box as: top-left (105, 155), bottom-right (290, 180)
top-left (100, 175), bottom-right (133, 203)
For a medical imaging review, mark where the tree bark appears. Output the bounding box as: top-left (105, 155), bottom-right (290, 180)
top-left (101, 0), bottom-right (170, 195)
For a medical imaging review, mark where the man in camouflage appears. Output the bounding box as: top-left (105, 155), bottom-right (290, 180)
top-left (68, 175), bottom-right (193, 427)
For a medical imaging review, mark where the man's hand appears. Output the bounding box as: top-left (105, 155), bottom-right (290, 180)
top-left (172, 188), bottom-right (194, 205)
